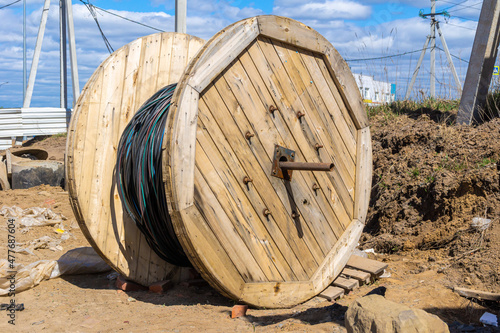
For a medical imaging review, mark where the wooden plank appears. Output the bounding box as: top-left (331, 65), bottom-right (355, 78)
top-left (298, 49), bottom-right (357, 150)
top-left (0, 160), bottom-right (10, 190)
top-left (318, 286), bottom-right (344, 302)
top-left (273, 40), bottom-right (356, 165)
top-left (157, 32), bottom-right (175, 88)
top-left (196, 116), bottom-right (304, 281)
top-left (453, 287), bottom-right (500, 302)
top-left (187, 35), bottom-right (203, 64)
top-left (239, 281), bottom-right (315, 309)
top-left (5, 150), bottom-right (12, 176)
top-left (268, 39), bottom-right (356, 214)
top-left (189, 17), bottom-right (259, 93)
top-left (179, 205), bottom-right (245, 299)
top-left (254, 37), bottom-right (354, 220)
top-left (257, 16), bottom-right (325, 54)
top-left (196, 98), bottom-right (314, 280)
top-left (354, 127), bottom-right (372, 224)
top-left (195, 141), bottom-right (285, 281)
top-left (346, 255), bottom-right (388, 276)
top-left (218, 56), bottom-right (347, 259)
top-left (322, 49), bottom-right (368, 129)
top-left (168, 33), bottom-right (189, 84)
top-left (332, 276), bottom-right (359, 292)
top-left (237, 47), bottom-right (351, 237)
top-left (201, 83), bottom-right (326, 266)
top-left (193, 166), bottom-right (267, 282)
top-left (341, 268), bottom-right (371, 285)
top-left (313, 54), bottom-right (358, 138)
top-left (208, 70), bottom-right (334, 260)
top-left (77, 64), bottom-right (104, 220)
top-left (170, 84), bottom-right (199, 211)
top-left (93, 49), bottom-right (127, 271)
top-left (311, 219), bottom-right (364, 294)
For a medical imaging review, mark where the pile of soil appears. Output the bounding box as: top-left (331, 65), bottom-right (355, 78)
top-left (364, 108), bottom-right (500, 293)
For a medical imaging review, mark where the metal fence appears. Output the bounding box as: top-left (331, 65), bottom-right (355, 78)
top-left (0, 108), bottom-right (69, 150)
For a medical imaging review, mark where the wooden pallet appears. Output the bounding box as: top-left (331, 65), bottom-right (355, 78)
top-left (319, 255), bottom-right (388, 301)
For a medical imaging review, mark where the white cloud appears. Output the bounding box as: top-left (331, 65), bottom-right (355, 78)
top-left (0, 0), bottom-right (480, 107)
top-left (274, 0), bottom-right (372, 20)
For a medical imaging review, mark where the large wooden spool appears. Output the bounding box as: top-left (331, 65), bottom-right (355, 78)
top-left (67, 16), bottom-right (372, 308)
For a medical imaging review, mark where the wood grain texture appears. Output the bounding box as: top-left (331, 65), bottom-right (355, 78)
top-left (166, 16), bottom-right (372, 308)
top-left (68, 15), bottom-right (371, 308)
top-left (354, 127), bottom-right (372, 224)
top-left (346, 255), bottom-right (388, 276)
top-left (66, 32), bottom-right (205, 286)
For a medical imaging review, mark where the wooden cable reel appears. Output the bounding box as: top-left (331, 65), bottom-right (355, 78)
top-left (66, 15), bottom-right (372, 308)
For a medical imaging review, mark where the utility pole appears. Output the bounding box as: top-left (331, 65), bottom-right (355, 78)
top-left (430, 0), bottom-right (436, 97)
top-left (175, 0), bottom-right (187, 33)
top-left (457, 0), bottom-right (500, 125)
top-left (23, 0), bottom-right (51, 108)
top-left (60, 0), bottom-right (67, 111)
top-left (66, 0), bottom-right (80, 105)
top-left (23, 0), bottom-right (26, 102)
top-left (405, 0), bottom-right (462, 100)
top-left (22, 0), bottom-right (79, 114)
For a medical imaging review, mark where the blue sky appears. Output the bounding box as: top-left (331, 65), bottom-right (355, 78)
top-left (0, 0), bottom-right (483, 107)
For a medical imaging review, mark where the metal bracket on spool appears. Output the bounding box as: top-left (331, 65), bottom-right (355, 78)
top-left (271, 145), bottom-right (334, 180)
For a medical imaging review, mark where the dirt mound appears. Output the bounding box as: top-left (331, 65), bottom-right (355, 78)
top-left (364, 110), bottom-right (500, 293)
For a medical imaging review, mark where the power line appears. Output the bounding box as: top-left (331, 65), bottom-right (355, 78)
top-left (451, 14), bottom-right (479, 21)
top-left (447, 0), bottom-right (482, 13)
top-left (0, 0), bottom-right (20, 10)
top-left (345, 46), bottom-right (469, 64)
top-left (441, 0), bottom-right (472, 11)
top-left (83, 1), bottom-right (114, 53)
top-left (79, 0), bottom-right (165, 33)
top-left (444, 20), bottom-right (477, 31)
top-left (345, 48), bottom-right (430, 62)
top-left (436, 46), bottom-right (470, 63)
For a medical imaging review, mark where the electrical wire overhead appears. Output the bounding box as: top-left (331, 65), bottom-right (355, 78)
top-left (0, 0), bottom-right (20, 10)
top-left (441, 0), bottom-right (474, 11)
top-left (83, 1), bottom-right (114, 53)
top-left (346, 48), bottom-right (431, 62)
top-left (444, 20), bottom-right (477, 30)
top-left (451, 14), bottom-right (479, 21)
top-left (447, 0), bottom-right (482, 13)
top-left (79, 0), bottom-right (165, 33)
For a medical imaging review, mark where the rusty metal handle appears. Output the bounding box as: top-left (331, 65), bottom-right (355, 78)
top-left (279, 161), bottom-right (334, 172)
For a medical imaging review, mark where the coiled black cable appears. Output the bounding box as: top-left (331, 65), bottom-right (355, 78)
top-left (116, 83), bottom-right (191, 267)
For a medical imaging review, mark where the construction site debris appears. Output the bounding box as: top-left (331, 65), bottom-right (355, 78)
top-left (0, 247), bottom-right (110, 295)
top-left (0, 205), bottom-right (66, 227)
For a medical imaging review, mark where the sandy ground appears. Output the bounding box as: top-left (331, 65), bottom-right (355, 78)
top-left (0, 118), bottom-right (499, 332)
top-left (0, 185), bottom-right (494, 333)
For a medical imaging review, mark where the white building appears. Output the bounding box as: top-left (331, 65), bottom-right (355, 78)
top-left (353, 74), bottom-right (396, 105)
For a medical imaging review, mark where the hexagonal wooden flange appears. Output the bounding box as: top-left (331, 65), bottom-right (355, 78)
top-left (163, 16), bottom-right (372, 308)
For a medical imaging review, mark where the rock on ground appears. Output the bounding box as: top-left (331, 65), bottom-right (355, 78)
top-left (345, 295), bottom-right (449, 333)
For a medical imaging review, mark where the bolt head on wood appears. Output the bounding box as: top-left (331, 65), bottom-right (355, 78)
top-left (243, 176), bottom-right (253, 184)
top-left (269, 105), bottom-right (278, 114)
top-left (263, 208), bottom-right (271, 217)
top-left (245, 131), bottom-right (255, 140)
top-left (291, 212), bottom-right (300, 219)
top-left (315, 144), bottom-right (324, 151)
top-left (297, 111), bottom-right (305, 119)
